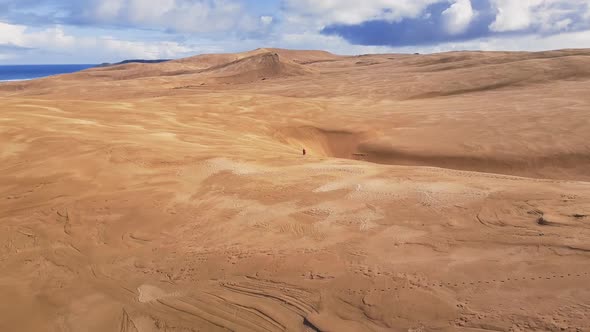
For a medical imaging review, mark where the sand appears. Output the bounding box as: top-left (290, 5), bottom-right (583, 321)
top-left (0, 48), bottom-right (589, 331)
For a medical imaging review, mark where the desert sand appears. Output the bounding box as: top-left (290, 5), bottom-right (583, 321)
top-left (1, 48), bottom-right (589, 331)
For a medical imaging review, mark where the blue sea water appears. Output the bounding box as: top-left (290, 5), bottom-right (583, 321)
top-left (0, 64), bottom-right (96, 82)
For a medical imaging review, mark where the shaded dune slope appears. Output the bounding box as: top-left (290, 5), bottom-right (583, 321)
top-left (355, 144), bottom-right (590, 179)
top-left (275, 125), bottom-right (590, 180)
top-left (275, 126), bottom-right (372, 159)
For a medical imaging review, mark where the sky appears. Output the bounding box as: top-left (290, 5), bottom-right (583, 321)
top-left (0, 0), bottom-right (590, 64)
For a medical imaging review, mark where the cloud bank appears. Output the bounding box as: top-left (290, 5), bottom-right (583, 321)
top-left (0, 0), bottom-right (589, 63)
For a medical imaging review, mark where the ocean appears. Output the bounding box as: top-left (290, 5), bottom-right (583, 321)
top-left (0, 64), bottom-right (96, 82)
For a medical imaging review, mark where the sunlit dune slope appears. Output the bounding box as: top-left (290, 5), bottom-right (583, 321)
top-left (1, 48), bottom-right (590, 180)
top-left (1, 48), bottom-right (590, 332)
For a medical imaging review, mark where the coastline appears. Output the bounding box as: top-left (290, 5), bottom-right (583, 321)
top-left (0, 64), bottom-right (96, 83)
top-left (0, 78), bottom-right (33, 82)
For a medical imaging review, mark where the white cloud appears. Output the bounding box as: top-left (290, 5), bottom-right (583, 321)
top-left (94, 0), bottom-right (125, 21)
top-left (490, 0), bottom-right (542, 32)
top-left (489, 0), bottom-right (586, 33)
top-left (442, 0), bottom-right (476, 35)
top-left (88, 38), bottom-right (193, 59)
top-left (231, 26), bottom-right (588, 59)
top-left (440, 28), bottom-right (590, 52)
top-left (0, 22), bottom-right (75, 50)
top-left (260, 15), bottom-right (274, 26)
top-left (2, 0), bottom-right (590, 64)
top-left (282, 0), bottom-right (441, 26)
top-left (553, 18), bottom-right (573, 31)
top-left (79, 0), bottom-right (263, 34)
top-left (0, 22), bottom-right (194, 62)
top-left (0, 22), bottom-right (26, 45)
top-left (274, 31), bottom-right (397, 55)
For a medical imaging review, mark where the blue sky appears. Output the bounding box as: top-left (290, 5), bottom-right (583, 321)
top-left (1, 0), bottom-right (590, 64)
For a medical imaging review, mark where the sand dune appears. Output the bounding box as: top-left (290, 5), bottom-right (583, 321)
top-left (1, 48), bottom-right (590, 331)
top-left (202, 52), bottom-right (314, 83)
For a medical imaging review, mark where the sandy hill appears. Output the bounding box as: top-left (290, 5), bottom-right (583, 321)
top-left (201, 52), bottom-right (315, 83)
top-left (1, 48), bottom-right (590, 332)
top-left (65, 48), bottom-right (333, 82)
top-left (174, 48), bottom-right (338, 66)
